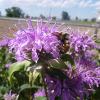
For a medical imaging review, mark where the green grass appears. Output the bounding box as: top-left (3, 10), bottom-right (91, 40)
top-left (64, 20), bottom-right (96, 25)
top-left (77, 21), bottom-right (96, 25)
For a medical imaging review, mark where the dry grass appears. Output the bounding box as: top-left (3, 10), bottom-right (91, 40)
top-left (0, 19), bottom-right (29, 34)
top-left (0, 19), bottom-right (100, 38)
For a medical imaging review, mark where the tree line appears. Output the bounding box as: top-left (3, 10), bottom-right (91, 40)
top-left (0, 6), bottom-right (96, 22)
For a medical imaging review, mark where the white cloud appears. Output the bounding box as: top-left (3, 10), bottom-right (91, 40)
top-left (39, 0), bottom-right (77, 8)
top-left (0, 0), bottom-right (100, 9)
top-left (78, 0), bottom-right (93, 8)
top-left (0, 0), bottom-right (78, 8)
top-left (91, 1), bottom-right (100, 10)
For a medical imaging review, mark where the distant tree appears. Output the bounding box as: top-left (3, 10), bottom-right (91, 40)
top-left (62, 11), bottom-right (70, 20)
top-left (0, 11), bottom-right (1, 16)
top-left (31, 17), bottom-right (34, 19)
top-left (5, 7), bottom-right (24, 18)
top-left (33, 17), bottom-right (38, 19)
top-left (25, 14), bottom-right (30, 18)
top-left (91, 18), bottom-right (96, 22)
top-left (84, 18), bottom-right (88, 22)
top-left (40, 14), bottom-right (46, 19)
top-left (52, 16), bottom-right (56, 20)
top-left (75, 16), bottom-right (79, 21)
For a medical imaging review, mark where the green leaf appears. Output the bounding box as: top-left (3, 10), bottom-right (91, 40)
top-left (49, 59), bottom-right (67, 69)
top-left (35, 96), bottom-right (47, 100)
top-left (0, 86), bottom-right (8, 94)
top-left (92, 87), bottom-right (100, 100)
top-left (8, 60), bottom-right (31, 81)
top-left (61, 54), bottom-right (74, 65)
top-left (32, 70), bottom-right (40, 83)
top-left (19, 84), bottom-right (40, 93)
top-left (18, 84), bottom-right (40, 100)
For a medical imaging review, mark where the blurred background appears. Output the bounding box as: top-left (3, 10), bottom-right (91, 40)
top-left (0, 0), bottom-right (100, 39)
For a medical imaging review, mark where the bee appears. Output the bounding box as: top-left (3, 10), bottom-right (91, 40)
top-left (53, 32), bottom-right (70, 53)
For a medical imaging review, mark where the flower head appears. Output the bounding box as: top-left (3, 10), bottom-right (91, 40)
top-left (76, 62), bottom-right (100, 88)
top-left (69, 30), bottom-right (95, 54)
top-left (8, 19), bottom-right (60, 62)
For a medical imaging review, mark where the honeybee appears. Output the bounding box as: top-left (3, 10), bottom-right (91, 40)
top-left (53, 32), bottom-right (70, 53)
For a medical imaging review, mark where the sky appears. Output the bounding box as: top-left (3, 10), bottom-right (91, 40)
top-left (0, 0), bottom-right (100, 19)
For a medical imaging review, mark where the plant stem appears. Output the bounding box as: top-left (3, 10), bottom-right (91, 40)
top-left (29, 72), bottom-right (32, 100)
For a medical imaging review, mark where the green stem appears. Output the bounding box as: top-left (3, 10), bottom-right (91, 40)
top-left (29, 72), bottom-right (32, 100)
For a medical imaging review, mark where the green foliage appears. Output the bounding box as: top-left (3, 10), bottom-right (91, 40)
top-left (0, 47), bottom-right (15, 99)
top-left (19, 84), bottom-right (40, 93)
top-left (49, 59), bottom-right (67, 69)
top-left (35, 96), bottom-right (47, 100)
top-left (0, 47), bottom-right (15, 67)
top-left (0, 86), bottom-right (7, 94)
top-left (31, 70), bottom-right (40, 84)
top-left (8, 60), bottom-right (31, 82)
top-left (49, 54), bottom-right (75, 69)
top-left (92, 87), bottom-right (100, 100)
top-left (18, 84), bottom-right (40, 100)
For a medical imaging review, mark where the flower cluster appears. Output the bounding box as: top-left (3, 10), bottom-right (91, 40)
top-left (44, 74), bottom-right (84, 100)
top-left (8, 19), bottom-right (60, 62)
top-left (0, 19), bottom-right (99, 100)
top-left (43, 61), bottom-right (100, 99)
top-left (40, 29), bottom-right (100, 100)
top-left (69, 30), bottom-right (95, 54)
top-left (75, 57), bottom-right (100, 88)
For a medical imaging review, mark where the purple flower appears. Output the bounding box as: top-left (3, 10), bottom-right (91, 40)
top-left (45, 74), bottom-right (61, 100)
top-left (45, 74), bottom-right (84, 100)
top-left (61, 78), bottom-right (84, 100)
top-left (78, 56), bottom-right (97, 68)
top-left (76, 63), bottom-right (100, 88)
top-left (69, 30), bottom-right (95, 54)
top-left (0, 39), bottom-right (10, 47)
top-left (34, 88), bottom-right (45, 97)
top-left (5, 63), bottom-right (11, 68)
top-left (4, 91), bottom-right (16, 100)
top-left (8, 19), bottom-right (60, 62)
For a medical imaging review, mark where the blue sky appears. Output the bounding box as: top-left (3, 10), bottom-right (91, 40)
top-left (0, 0), bottom-right (100, 19)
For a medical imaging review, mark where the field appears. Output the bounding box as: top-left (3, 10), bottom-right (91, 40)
top-left (0, 19), bottom-right (28, 35)
top-left (0, 18), bottom-right (100, 36)
top-left (0, 18), bottom-right (99, 45)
